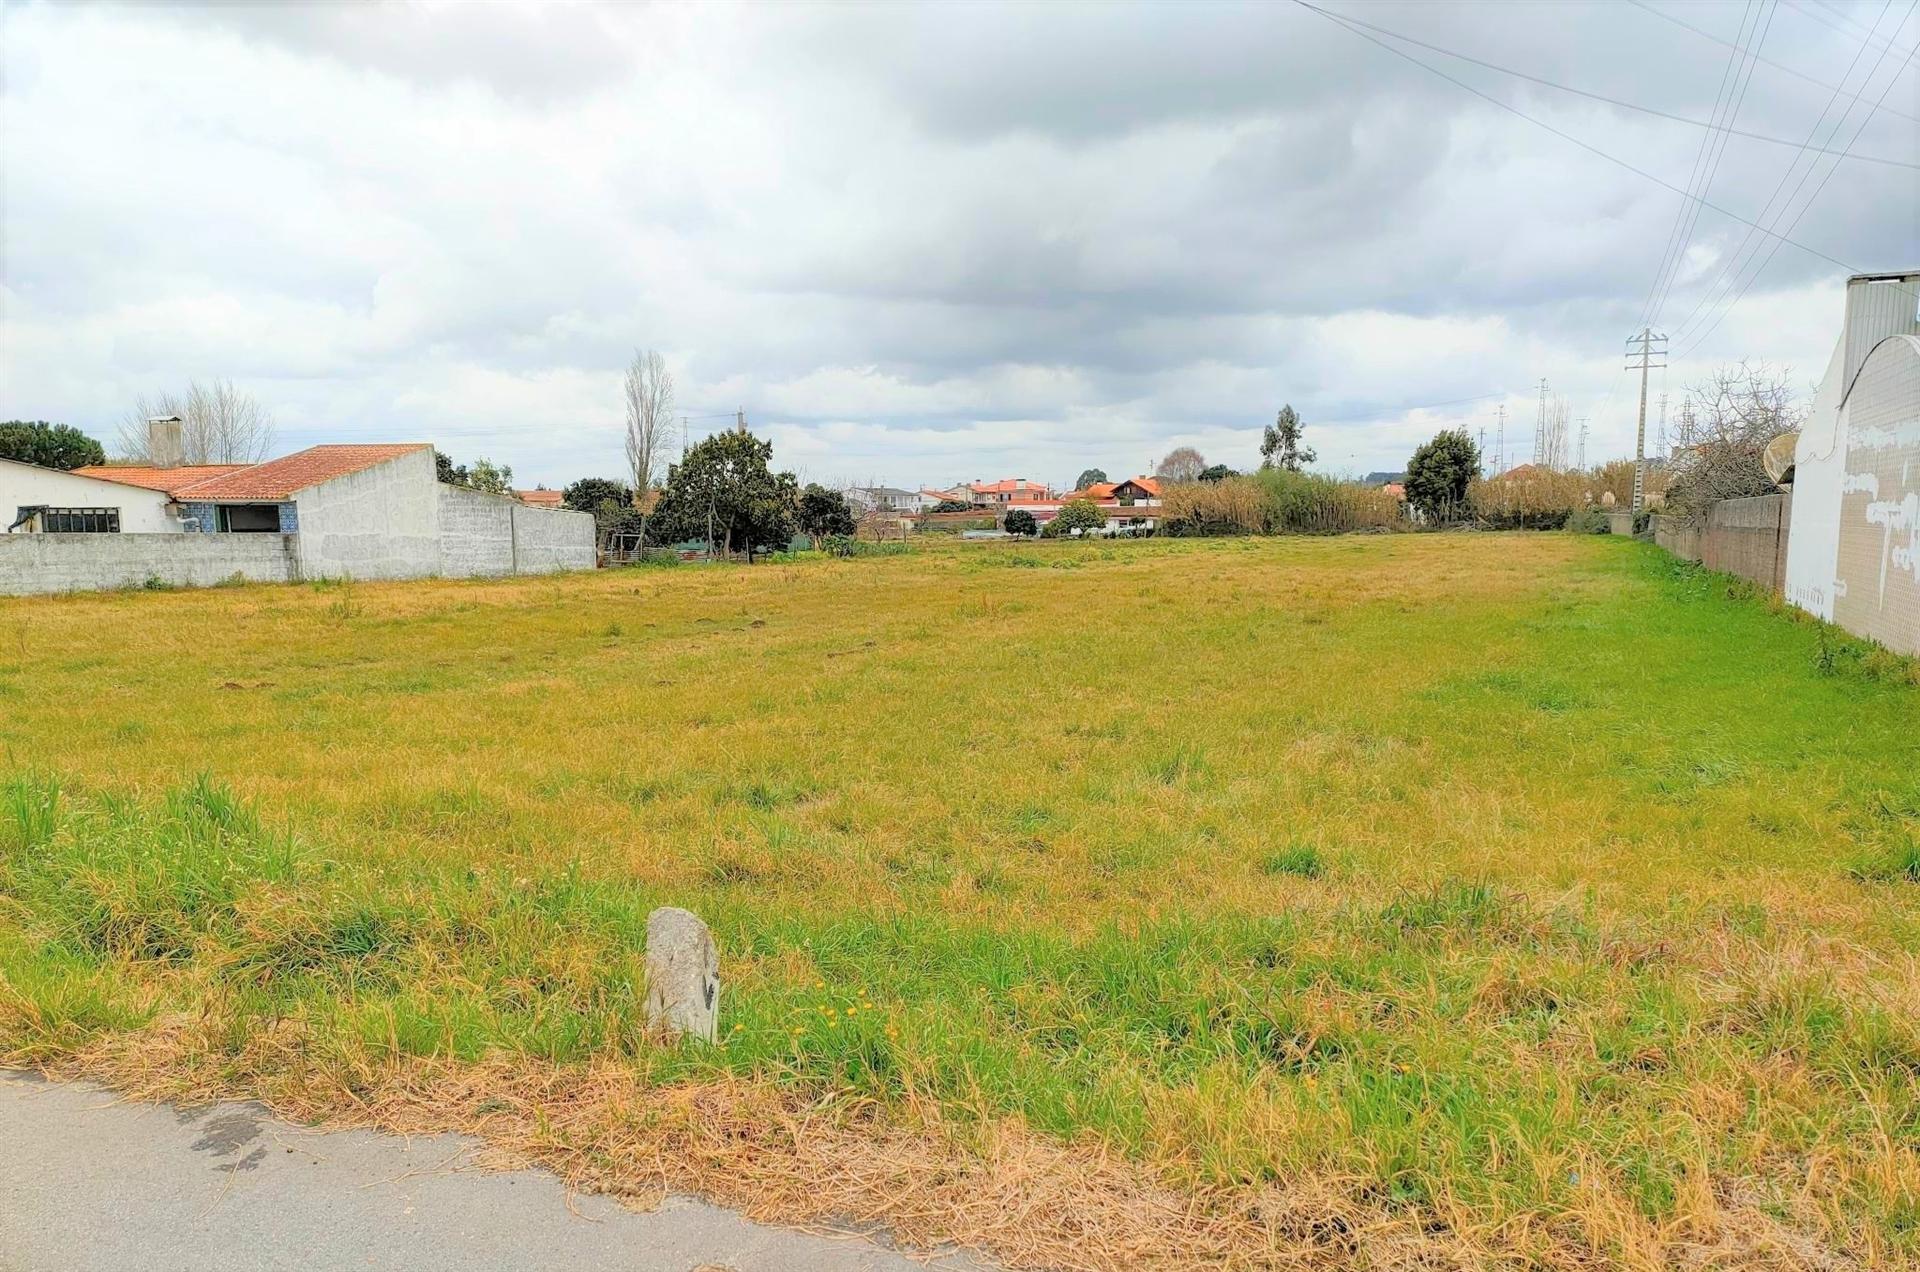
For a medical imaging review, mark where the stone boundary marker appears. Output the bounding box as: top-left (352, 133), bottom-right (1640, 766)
top-left (645, 907), bottom-right (720, 1043)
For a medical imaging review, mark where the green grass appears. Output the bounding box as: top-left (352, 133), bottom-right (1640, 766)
top-left (2, 534), bottom-right (1917, 1266)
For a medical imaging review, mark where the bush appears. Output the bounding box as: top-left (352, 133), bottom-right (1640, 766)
top-left (1004, 508), bottom-right (1038, 537)
top-left (1564, 506), bottom-right (1609, 534)
top-left (1043, 498), bottom-right (1106, 537)
top-left (1467, 468), bottom-right (1591, 530)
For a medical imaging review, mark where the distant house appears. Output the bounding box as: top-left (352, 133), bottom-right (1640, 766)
top-left (848, 486), bottom-right (932, 513)
top-left (967, 478), bottom-right (1051, 505)
top-left (1009, 474), bottom-right (1165, 533)
top-left (516, 489), bottom-right (565, 509)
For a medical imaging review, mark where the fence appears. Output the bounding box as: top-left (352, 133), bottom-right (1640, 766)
top-left (1651, 492), bottom-right (1790, 594)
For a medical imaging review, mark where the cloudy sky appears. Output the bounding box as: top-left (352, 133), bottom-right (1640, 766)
top-left (3, 0), bottom-right (1915, 490)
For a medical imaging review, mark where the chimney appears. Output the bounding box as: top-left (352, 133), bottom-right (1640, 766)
top-left (147, 415), bottom-right (184, 469)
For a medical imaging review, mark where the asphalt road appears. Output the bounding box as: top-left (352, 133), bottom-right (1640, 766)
top-left (0, 1070), bottom-right (994, 1272)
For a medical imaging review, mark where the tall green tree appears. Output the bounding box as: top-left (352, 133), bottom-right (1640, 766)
top-left (1074, 467), bottom-right (1108, 491)
top-left (0, 421), bottom-right (105, 470)
top-left (797, 484), bottom-right (857, 546)
top-left (652, 430), bottom-right (799, 560)
top-left (1004, 508), bottom-right (1038, 537)
top-left (1404, 430), bottom-right (1481, 518)
top-left (1260, 405), bottom-right (1315, 472)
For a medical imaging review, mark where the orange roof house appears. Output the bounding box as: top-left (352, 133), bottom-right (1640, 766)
top-left (516, 488), bottom-right (566, 508)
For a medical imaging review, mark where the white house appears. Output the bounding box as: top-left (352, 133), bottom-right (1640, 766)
top-left (848, 486), bottom-right (932, 514)
top-left (2, 457), bottom-right (184, 533)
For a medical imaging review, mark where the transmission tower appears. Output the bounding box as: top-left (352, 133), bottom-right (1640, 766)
top-left (1494, 404), bottom-right (1507, 475)
top-left (1576, 418), bottom-right (1589, 469)
top-left (1625, 329), bottom-right (1668, 514)
top-left (1656, 393), bottom-right (1668, 462)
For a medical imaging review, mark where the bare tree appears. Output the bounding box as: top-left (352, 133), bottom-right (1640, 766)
top-left (1155, 445), bottom-right (1207, 483)
top-left (120, 380), bottom-right (276, 464)
top-left (1666, 360), bottom-right (1805, 517)
top-left (623, 349), bottom-right (676, 545)
top-left (1540, 395), bottom-right (1571, 471)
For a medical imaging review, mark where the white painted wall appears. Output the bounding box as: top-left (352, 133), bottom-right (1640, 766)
top-left (293, 448), bottom-right (442, 581)
top-left (0, 458), bottom-right (180, 533)
top-left (1786, 274), bottom-right (1920, 620)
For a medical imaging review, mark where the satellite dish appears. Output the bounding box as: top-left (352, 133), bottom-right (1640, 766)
top-left (1763, 431), bottom-right (1799, 487)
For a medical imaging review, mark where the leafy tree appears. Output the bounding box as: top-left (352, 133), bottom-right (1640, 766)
top-left (652, 430), bottom-right (799, 561)
top-left (930, 499), bottom-right (972, 513)
top-left (1004, 508), bottom-right (1038, 537)
top-left (1044, 497), bottom-right (1106, 537)
top-left (1198, 463), bottom-right (1236, 483)
top-left (797, 483), bottom-right (857, 545)
top-left (467, 458), bottom-right (513, 494)
top-left (1261, 404), bottom-right (1315, 472)
top-left (1155, 446), bottom-right (1206, 483)
top-left (1404, 430), bottom-right (1481, 518)
top-left (0, 420), bottom-right (105, 470)
top-left (435, 452), bottom-right (512, 494)
top-left (562, 477), bottom-right (632, 513)
top-left (1074, 467), bottom-right (1108, 491)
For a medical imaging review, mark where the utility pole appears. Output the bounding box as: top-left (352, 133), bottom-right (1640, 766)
top-left (1477, 427), bottom-right (1487, 476)
top-left (1576, 418), bottom-right (1589, 470)
top-left (735, 408), bottom-right (747, 433)
top-left (1494, 404), bottom-right (1507, 475)
top-left (1655, 392), bottom-right (1669, 462)
top-left (1533, 378), bottom-right (1549, 466)
top-left (1625, 328), bottom-right (1668, 515)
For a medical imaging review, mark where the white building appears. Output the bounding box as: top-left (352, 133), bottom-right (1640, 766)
top-left (848, 486), bottom-right (932, 513)
top-left (3, 436), bottom-right (596, 594)
top-left (2, 458), bottom-right (183, 533)
top-left (1783, 270), bottom-right (1920, 652)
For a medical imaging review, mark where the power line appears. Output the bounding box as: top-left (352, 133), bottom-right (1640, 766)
top-left (1291, 5), bottom-right (1916, 168)
top-left (1654, 0), bottom-right (1780, 328)
top-left (1642, 0), bottom-right (1763, 332)
top-left (1295, 0), bottom-right (1876, 276)
top-left (1626, 0), bottom-right (1920, 126)
top-left (1670, 0), bottom-right (1904, 344)
top-left (1679, 7), bottom-right (1920, 357)
top-left (1785, 0), bottom-right (1920, 55)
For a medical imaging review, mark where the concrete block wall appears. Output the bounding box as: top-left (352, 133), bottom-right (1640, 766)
top-left (294, 448), bottom-right (442, 580)
top-left (436, 485), bottom-right (516, 577)
top-left (1653, 494), bottom-right (1789, 594)
top-left (508, 502), bottom-right (595, 573)
top-left (1701, 492), bottom-right (1790, 595)
top-left (0, 533), bottom-right (295, 595)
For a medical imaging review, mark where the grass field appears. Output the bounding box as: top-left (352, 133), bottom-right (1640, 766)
top-left (3, 534), bottom-right (1917, 1269)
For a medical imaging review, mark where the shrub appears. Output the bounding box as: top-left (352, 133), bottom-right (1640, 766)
top-left (1044, 498), bottom-right (1106, 537)
top-left (1004, 508), bottom-right (1038, 537)
top-left (1162, 472), bottom-right (1400, 536)
top-left (1564, 506), bottom-right (1609, 534)
top-left (1467, 468), bottom-right (1591, 530)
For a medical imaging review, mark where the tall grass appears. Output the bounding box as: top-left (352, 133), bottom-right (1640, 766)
top-left (1161, 470), bottom-right (1402, 535)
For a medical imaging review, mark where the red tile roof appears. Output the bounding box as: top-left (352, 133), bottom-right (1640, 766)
top-left (71, 464), bottom-right (248, 494)
top-left (516, 489), bottom-right (565, 507)
top-left (170, 444), bottom-right (430, 501)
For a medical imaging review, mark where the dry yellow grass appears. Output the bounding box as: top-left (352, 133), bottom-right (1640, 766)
top-left (3, 533), bottom-right (1917, 1268)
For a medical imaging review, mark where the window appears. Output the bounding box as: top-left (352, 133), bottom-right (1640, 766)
top-left (34, 507), bottom-right (121, 533)
top-left (216, 504), bottom-right (281, 533)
